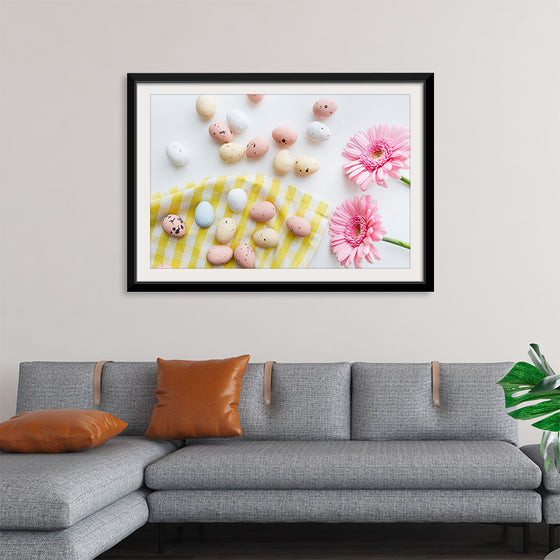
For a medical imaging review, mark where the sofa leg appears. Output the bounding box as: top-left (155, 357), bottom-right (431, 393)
top-left (550, 524), bottom-right (558, 553)
top-left (158, 523), bottom-right (165, 555)
top-left (523, 523), bottom-right (529, 554)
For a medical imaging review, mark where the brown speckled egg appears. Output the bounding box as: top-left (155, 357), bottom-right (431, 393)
top-left (161, 214), bottom-right (186, 238)
top-left (272, 126), bottom-right (297, 147)
top-left (250, 201), bottom-right (276, 222)
top-left (247, 94), bottom-right (264, 104)
top-left (313, 98), bottom-right (337, 118)
top-left (206, 245), bottom-right (234, 266)
top-left (246, 137), bottom-right (269, 159)
top-left (286, 216), bottom-right (312, 237)
top-left (234, 244), bottom-right (256, 268)
top-left (209, 121), bottom-right (233, 144)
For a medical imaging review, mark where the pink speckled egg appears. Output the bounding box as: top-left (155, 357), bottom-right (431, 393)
top-left (209, 121), bottom-right (234, 144)
top-left (313, 98), bottom-right (337, 118)
top-left (286, 216), bottom-right (312, 237)
top-left (161, 214), bottom-right (186, 238)
top-left (234, 244), bottom-right (256, 268)
top-left (250, 201), bottom-right (276, 222)
top-left (246, 137), bottom-right (269, 159)
top-left (156, 264), bottom-right (174, 269)
top-left (247, 94), bottom-right (264, 104)
top-left (272, 126), bottom-right (297, 147)
top-left (206, 245), bottom-right (234, 266)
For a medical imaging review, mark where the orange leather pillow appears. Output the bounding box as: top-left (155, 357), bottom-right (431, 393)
top-left (145, 355), bottom-right (250, 439)
top-left (0, 409), bottom-right (127, 453)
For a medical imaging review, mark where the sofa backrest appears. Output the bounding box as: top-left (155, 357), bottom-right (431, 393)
top-left (351, 362), bottom-right (517, 445)
top-left (16, 361), bottom-right (352, 440)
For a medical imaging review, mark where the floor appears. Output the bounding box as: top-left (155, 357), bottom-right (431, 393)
top-left (99, 522), bottom-right (553, 559)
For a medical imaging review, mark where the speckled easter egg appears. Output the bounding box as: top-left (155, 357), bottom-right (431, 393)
top-left (227, 188), bottom-right (248, 213)
top-left (209, 122), bottom-right (234, 144)
top-left (234, 244), bottom-right (256, 268)
top-left (250, 201), bottom-right (276, 222)
top-left (161, 214), bottom-right (186, 238)
top-left (166, 142), bottom-right (188, 165)
top-left (253, 228), bottom-right (279, 248)
top-left (219, 142), bottom-right (245, 163)
top-left (156, 264), bottom-right (174, 269)
top-left (306, 121), bottom-right (331, 143)
top-left (195, 95), bottom-right (216, 119)
top-left (194, 201), bottom-right (215, 228)
top-left (206, 245), bottom-right (234, 266)
top-left (294, 155), bottom-right (320, 175)
top-left (246, 137), bottom-right (269, 159)
top-left (227, 109), bottom-right (250, 133)
top-left (215, 217), bottom-right (237, 244)
top-left (313, 98), bottom-right (337, 118)
top-left (286, 216), bottom-right (312, 237)
top-left (272, 126), bottom-right (297, 147)
top-left (273, 149), bottom-right (292, 175)
top-left (247, 94), bottom-right (264, 104)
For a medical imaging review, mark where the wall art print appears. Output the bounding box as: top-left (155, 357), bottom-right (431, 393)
top-left (127, 73), bottom-right (434, 292)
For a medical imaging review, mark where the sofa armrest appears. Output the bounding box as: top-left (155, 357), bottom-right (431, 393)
top-left (522, 444), bottom-right (560, 493)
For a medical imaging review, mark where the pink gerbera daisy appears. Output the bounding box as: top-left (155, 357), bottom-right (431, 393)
top-left (342, 124), bottom-right (410, 191)
top-left (329, 195), bottom-right (387, 268)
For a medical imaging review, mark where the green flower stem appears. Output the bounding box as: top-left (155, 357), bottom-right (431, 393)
top-left (382, 236), bottom-right (411, 250)
top-left (400, 176), bottom-right (411, 186)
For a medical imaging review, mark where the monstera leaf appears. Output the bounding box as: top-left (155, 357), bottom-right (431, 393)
top-left (497, 344), bottom-right (560, 471)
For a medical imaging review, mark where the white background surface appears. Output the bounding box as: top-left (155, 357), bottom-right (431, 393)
top-left (2, 0), bottom-right (560, 447)
top-left (150, 93), bottom-right (411, 268)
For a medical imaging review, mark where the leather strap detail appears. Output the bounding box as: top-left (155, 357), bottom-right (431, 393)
top-left (432, 361), bottom-right (440, 406)
top-left (264, 361), bottom-right (276, 406)
top-left (93, 361), bottom-right (113, 405)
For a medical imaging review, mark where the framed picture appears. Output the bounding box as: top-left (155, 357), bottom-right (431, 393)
top-left (127, 73), bottom-right (434, 292)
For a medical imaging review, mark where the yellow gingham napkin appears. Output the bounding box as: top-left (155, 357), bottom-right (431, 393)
top-left (150, 175), bottom-right (333, 269)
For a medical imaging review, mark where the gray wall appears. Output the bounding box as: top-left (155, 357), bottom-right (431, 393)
top-left (1, 0), bottom-right (559, 445)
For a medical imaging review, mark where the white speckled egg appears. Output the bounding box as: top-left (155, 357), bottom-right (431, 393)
top-left (227, 188), bottom-right (248, 213)
top-left (216, 217), bottom-right (237, 244)
top-left (234, 244), bottom-right (256, 268)
top-left (286, 216), bottom-right (312, 237)
top-left (166, 142), bottom-right (188, 165)
top-left (206, 245), bottom-right (234, 266)
top-left (250, 201), bottom-right (276, 222)
top-left (294, 155), bottom-right (320, 175)
top-left (209, 122), bottom-right (234, 144)
top-left (306, 122), bottom-right (331, 143)
top-left (219, 142), bottom-right (245, 163)
top-left (196, 95), bottom-right (216, 119)
top-left (273, 149), bottom-right (292, 175)
top-left (253, 228), bottom-right (279, 248)
top-left (227, 109), bottom-right (250, 133)
top-left (194, 201), bottom-right (215, 228)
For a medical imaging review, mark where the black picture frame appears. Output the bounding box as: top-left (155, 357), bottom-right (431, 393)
top-left (127, 73), bottom-right (434, 292)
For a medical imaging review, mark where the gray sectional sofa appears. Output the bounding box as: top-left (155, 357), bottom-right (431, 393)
top-left (0, 361), bottom-right (546, 559)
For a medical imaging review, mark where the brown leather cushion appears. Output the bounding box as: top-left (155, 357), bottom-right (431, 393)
top-left (0, 409), bottom-right (128, 453)
top-left (145, 355), bottom-right (250, 439)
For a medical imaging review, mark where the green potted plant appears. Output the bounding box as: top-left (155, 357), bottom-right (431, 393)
top-left (498, 344), bottom-right (560, 471)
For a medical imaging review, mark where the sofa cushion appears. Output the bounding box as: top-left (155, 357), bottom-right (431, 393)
top-left (0, 436), bottom-right (177, 530)
top-left (145, 440), bottom-right (540, 491)
top-left (351, 363), bottom-right (518, 444)
top-left (522, 444), bottom-right (560, 493)
top-left (234, 362), bottom-right (351, 440)
top-left (0, 490), bottom-right (149, 560)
